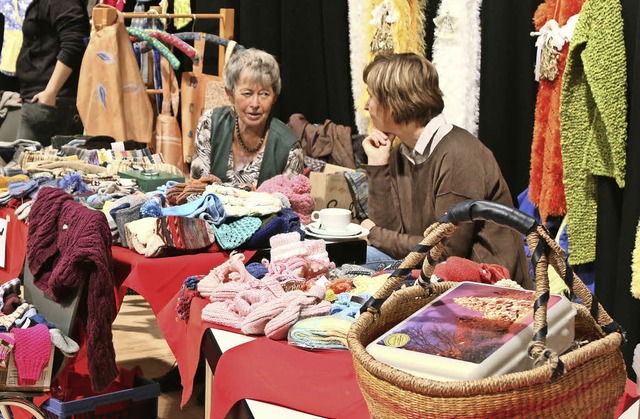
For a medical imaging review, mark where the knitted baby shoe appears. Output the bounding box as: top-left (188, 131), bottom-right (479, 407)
top-left (214, 217), bottom-right (262, 250)
top-left (13, 324), bottom-right (52, 385)
top-left (50, 328), bottom-right (80, 357)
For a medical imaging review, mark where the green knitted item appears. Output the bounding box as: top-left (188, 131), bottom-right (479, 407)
top-left (560, 0), bottom-right (627, 265)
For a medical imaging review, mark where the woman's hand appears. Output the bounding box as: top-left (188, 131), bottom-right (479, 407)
top-left (362, 129), bottom-right (392, 165)
top-left (31, 90), bottom-right (57, 107)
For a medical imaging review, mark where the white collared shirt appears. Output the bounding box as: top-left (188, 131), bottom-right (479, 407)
top-left (401, 113), bottom-right (453, 164)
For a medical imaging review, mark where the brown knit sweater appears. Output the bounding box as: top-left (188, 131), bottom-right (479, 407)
top-left (27, 186), bottom-right (118, 392)
top-left (366, 126), bottom-right (532, 289)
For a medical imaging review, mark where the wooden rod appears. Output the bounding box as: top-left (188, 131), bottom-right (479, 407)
top-left (122, 12), bottom-right (222, 19)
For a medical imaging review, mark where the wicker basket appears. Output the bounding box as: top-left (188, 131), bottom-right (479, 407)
top-left (347, 200), bottom-right (627, 418)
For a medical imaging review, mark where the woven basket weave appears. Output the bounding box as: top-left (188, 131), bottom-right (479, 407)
top-left (347, 200), bottom-right (626, 418)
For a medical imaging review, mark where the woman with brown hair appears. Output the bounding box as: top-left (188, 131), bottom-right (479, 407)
top-left (360, 53), bottom-right (532, 289)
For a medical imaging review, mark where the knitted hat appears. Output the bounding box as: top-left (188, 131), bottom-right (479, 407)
top-left (13, 324), bottom-right (52, 385)
top-left (0, 332), bottom-right (14, 368)
top-left (257, 175), bottom-right (315, 224)
top-left (156, 216), bottom-right (216, 251)
top-left (0, 278), bottom-right (21, 312)
top-left (269, 232), bottom-right (305, 262)
top-left (214, 217), bottom-right (262, 250)
top-left (113, 202), bottom-right (144, 248)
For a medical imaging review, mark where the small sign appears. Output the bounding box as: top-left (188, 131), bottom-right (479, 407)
top-left (111, 141), bottom-right (125, 152)
top-left (0, 217), bottom-right (7, 268)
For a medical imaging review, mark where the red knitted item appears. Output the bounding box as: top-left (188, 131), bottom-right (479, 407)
top-left (433, 256), bottom-right (510, 284)
top-left (13, 324), bottom-right (51, 385)
top-left (528, 0), bottom-right (585, 222)
top-left (27, 187), bottom-right (118, 392)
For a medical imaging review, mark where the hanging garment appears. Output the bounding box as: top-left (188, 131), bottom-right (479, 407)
top-left (560, 0), bottom-right (628, 265)
top-left (156, 56), bottom-right (188, 175)
top-left (180, 34), bottom-right (229, 163)
top-left (528, 0), bottom-right (584, 223)
top-left (77, 4), bottom-right (154, 143)
top-left (0, 0), bottom-right (33, 75)
top-left (431, 0), bottom-right (482, 136)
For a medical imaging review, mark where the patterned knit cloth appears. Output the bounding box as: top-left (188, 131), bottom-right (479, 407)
top-left (13, 324), bottom-right (51, 385)
top-left (257, 174), bottom-right (315, 224)
top-left (560, 0), bottom-right (627, 264)
top-left (27, 187), bottom-right (118, 392)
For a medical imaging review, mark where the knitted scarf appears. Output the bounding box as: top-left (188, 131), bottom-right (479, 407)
top-left (528, 0), bottom-right (584, 223)
top-left (560, 0), bottom-right (627, 265)
top-left (431, 0), bottom-right (482, 136)
top-left (27, 187), bottom-right (118, 392)
top-left (348, 0), bottom-right (426, 134)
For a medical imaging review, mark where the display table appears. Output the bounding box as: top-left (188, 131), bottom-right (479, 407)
top-left (111, 246), bottom-right (256, 407)
top-left (202, 327), bottom-right (370, 419)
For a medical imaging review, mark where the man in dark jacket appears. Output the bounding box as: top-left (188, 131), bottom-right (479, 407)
top-left (16, 0), bottom-right (90, 146)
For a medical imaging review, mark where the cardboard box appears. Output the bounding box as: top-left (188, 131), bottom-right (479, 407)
top-left (118, 170), bottom-right (185, 193)
top-left (309, 164), bottom-right (355, 215)
top-left (0, 349), bottom-right (54, 391)
top-left (366, 282), bottom-right (576, 381)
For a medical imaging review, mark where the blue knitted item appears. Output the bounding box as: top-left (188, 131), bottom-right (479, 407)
top-left (243, 208), bottom-right (305, 249)
top-left (214, 216), bottom-right (262, 250)
top-left (141, 199), bottom-right (163, 218)
top-left (330, 292), bottom-right (372, 318)
top-left (156, 181), bottom-right (180, 195)
top-left (59, 172), bottom-right (90, 194)
top-left (162, 193), bottom-right (226, 224)
top-left (245, 262), bottom-right (268, 279)
top-left (8, 179), bottom-right (38, 197)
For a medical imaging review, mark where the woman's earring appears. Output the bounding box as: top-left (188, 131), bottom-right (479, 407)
top-left (230, 106), bottom-right (236, 117)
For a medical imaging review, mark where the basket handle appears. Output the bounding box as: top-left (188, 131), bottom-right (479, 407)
top-left (361, 200), bottom-right (625, 372)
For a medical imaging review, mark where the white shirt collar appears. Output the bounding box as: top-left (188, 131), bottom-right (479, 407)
top-left (402, 113), bottom-right (453, 164)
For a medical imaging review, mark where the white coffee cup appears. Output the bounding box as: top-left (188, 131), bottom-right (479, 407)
top-left (311, 208), bottom-right (352, 232)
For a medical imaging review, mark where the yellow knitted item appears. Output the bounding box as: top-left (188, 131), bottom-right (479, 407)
top-left (0, 174), bottom-right (29, 190)
top-left (349, 0), bottom-right (426, 134)
top-left (559, 0), bottom-right (627, 265)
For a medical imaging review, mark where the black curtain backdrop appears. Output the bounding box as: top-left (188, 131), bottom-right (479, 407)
top-left (193, 0), bottom-right (353, 128)
top-left (478, 0), bottom-right (543, 203)
top-left (595, 0), bottom-right (640, 379)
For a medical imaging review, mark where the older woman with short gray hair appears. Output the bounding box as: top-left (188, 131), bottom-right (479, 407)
top-left (190, 48), bottom-right (303, 188)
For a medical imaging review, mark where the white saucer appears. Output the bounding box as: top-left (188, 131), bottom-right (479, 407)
top-left (304, 222), bottom-right (369, 241)
top-left (306, 222), bottom-right (361, 237)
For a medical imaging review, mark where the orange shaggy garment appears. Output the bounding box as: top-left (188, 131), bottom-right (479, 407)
top-left (528, 0), bottom-right (584, 222)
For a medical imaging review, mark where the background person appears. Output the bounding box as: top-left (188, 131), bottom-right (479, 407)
top-left (16, 0), bottom-right (89, 145)
top-left (190, 48), bottom-right (304, 188)
top-left (360, 53), bottom-right (532, 289)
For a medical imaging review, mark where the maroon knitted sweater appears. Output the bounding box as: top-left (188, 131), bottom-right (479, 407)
top-left (27, 187), bottom-right (118, 392)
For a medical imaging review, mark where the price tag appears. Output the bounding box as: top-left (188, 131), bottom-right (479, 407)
top-left (0, 217), bottom-right (7, 268)
top-left (111, 142), bottom-right (125, 152)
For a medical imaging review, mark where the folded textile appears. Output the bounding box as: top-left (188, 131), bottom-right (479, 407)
top-left (214, 217), bottom-right (262, 250)
top-left (287, 314), bottom-right (354, 350)
top-left (257, 174), bottom-right (314, 224)
top-left (162, 193), bottom-right (226, 225)
top-left (243, 208), bottom-right (305, 249)
top-left (156, 216), bottom-right (216, 251)
top-left (13, 324), bottom-right (51, 385)
top-left (203, 183), bottom-right (282, 218)
top-left (124, 217), bottom-right (166, 257)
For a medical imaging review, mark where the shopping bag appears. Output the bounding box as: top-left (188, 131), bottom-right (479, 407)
top-left (156, 56), bottom-right (188, 175)
top-left (78, 5), bottom-right (153, 143)
top-left (180, 35), bottom-right (229, 163)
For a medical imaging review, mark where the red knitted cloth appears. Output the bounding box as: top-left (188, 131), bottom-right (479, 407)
top-left (13, 324), bottom-right (51, 385)
top-left (27, 187), bottom-right (118, 392)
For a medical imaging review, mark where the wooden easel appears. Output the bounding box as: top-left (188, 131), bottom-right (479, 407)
top-left (92, 6), bottom-right (235, 75)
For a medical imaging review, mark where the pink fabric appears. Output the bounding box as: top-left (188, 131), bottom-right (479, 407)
top-left (13, 324), bottom-right (52, 385)
top-left (433, 256), bottom-right (511, 284)
top-left (257, 175), bottom-right (315, 224)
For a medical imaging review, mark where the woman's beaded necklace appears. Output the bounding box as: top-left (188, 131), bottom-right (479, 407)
top-left (234, 118), bottom-right (266, 153)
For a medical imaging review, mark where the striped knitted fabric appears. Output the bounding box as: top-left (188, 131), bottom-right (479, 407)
top-left (560, 0), bottom-right (627, 264)
top-left (156, 216), bottom-right (215, 251)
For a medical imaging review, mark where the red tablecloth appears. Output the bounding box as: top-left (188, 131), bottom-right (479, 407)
top-left (0, 207), bottom-right (28, 283)
top-left (211, 337), bottom-right (370, 419)
top-left (111, 246), bottom-right (255, 407)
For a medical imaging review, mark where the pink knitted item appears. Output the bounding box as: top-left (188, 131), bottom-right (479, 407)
top-left (0, 332), bottom-right (15, 368)
top-left (241, 283), bottom-right (330, 339)
top-left (197, 252), bottom-right (256, 297)
top-left (13, 324), bottom-right (52, 385)
top-left (257, 175), bottom-right (315, 224)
